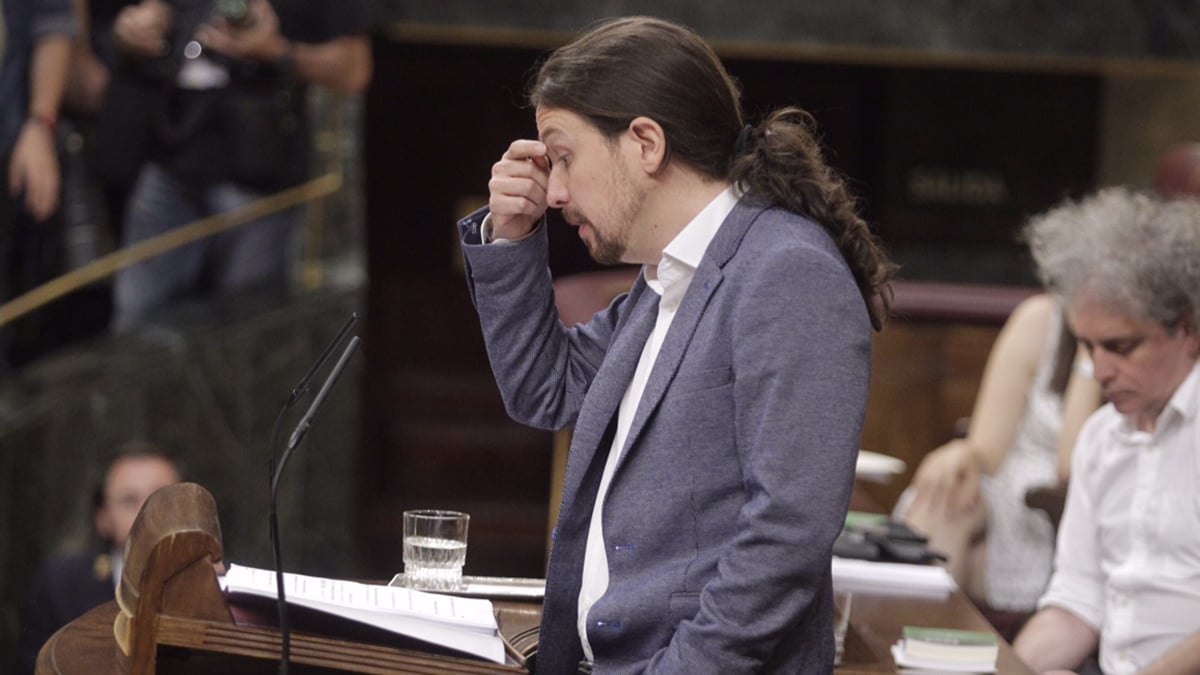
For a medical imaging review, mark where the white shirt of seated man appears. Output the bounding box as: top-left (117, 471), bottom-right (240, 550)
top-left (1035, 293), bottom-right (1200, 675)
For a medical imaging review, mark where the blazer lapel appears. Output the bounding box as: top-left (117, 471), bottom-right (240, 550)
top-left (618, 264), bottom-right (723, 460)
top-left (557, 200), bottom-right (768, 512)
top-left (616, 200), bottom-right (765, 467)
top-left (557, 283), bottom-right (660, 519)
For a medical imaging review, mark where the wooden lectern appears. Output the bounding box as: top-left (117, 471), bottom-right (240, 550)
top-left (37, 483), bottom-right (535, 674)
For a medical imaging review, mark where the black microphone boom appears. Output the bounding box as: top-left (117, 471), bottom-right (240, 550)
top-left (285, 312), bottom-right (357, 407)
top-left (275, 335), bottom-right (361, 492)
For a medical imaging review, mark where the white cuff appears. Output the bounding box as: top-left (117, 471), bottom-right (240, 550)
top-left (481, 213), bottom-right (538, 245)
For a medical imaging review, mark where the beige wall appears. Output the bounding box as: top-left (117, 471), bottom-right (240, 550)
top-left (1098, 69), bottom-right (1200, 188)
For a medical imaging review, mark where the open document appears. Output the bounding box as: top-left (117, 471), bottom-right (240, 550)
top-left (220, 563), bottom-right (506, 664)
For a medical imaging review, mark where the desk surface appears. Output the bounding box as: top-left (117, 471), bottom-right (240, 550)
top-left (838, 586), bottom-right (1033, 674)
top-left (40, 586), bottom-right (1030, 674)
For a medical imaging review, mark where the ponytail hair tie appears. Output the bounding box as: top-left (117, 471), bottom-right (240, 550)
top-left (734, 124), bottom-right (754, 157)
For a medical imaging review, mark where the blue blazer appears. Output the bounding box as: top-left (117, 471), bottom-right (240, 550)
top-left (459, 199), bottom-right (870, 674)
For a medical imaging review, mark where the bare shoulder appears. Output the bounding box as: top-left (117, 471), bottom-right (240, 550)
top-left (993, 292), bottom-right (1058, 366)
top-left (1006, 292), bottom-right (1057, 336)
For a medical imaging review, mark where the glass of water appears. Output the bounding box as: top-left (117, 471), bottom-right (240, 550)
top-left (403, 509), bottom-right (469, 591)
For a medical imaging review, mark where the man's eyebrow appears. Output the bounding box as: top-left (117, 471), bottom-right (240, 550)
top-left (539, 127), bottom-right (563, 144)
top-left (1091, 334), bottom-right (1141, 349)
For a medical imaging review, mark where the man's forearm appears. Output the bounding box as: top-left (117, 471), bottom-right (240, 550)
top-left (458, 213), bottom-right (609, 431)
top-left (29, 35), bottom-right (73, 122)
top-left (1014, 607), bottom-right (1099, 673)
top-left (1139, 632), bottom-right (1200, 675)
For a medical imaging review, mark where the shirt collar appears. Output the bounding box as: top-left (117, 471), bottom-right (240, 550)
top-left (644, 186), bottom-right (739, 299)
top-left (1163, 359), bottom-right (1200, 424)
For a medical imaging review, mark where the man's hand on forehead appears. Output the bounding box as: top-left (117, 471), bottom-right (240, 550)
top-left (487, 139), bottom-right (552, 240)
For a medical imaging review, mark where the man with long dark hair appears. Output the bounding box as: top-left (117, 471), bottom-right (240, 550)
top-left (459, 16), bottom-right (894, 674)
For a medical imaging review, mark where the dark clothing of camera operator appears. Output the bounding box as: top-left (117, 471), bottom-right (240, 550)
top-left (1, 0), bottom-right (74, 220)
top-left (0, 0), bottom-right (76, 373)
top-left (106, 0), bottom-right (372, 333)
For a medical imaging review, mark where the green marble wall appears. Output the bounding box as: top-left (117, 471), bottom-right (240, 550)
top-left (0, 285), bottom-right (364, 670)
top-left (382, 0), bottom-right (1200, 61)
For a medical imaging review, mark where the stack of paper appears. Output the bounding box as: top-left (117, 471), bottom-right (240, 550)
top-left (856, 450), bottom-right (907, 483)
top-left (220, 563), bottom-right (505, 664)
top-left (891, 626), bottom-right (999, 673)
top-left (831, 557), bottom-right (955, 598)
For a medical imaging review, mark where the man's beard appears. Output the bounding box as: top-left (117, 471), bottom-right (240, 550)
top-left (581, 220), bottom-right (626, 265)
top-left (569, 163), bottom-right (646, 266)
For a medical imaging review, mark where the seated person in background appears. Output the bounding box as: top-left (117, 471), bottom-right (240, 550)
top-left (900, 292), bottom-right (1101, 611)
top-left (17, 442), bottom-right (181, 674)
top-left (1013, 187), bottom-right (1200, 675)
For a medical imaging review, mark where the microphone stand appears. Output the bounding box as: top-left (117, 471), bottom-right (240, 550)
top-left (266, 456), bottom-right (290, 675)
top-left (265, 313), bottom-right (357, 675)
top-left (269, 335), bottom-right (360, 675)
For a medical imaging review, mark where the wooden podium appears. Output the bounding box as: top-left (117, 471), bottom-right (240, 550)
top-left (36, 483), bottom-right (536, 674)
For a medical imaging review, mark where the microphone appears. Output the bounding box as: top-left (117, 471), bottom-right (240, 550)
top-left (284, 312), bottom-right (357, 407)
top-left (274, 335), bottom-right (360, 493)
top-left (265, 320), bottom-right (360, 675)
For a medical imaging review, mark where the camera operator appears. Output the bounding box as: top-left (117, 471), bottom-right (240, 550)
top-left (105, 0), bottom-right (372, 333)
top-left (1, 0), bottom-right (76, 374)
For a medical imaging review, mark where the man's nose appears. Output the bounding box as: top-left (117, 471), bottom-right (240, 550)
top-left (1091, 350), bottom-right (1116, 384)
top-left (547, 170), bottom-right (568, 208)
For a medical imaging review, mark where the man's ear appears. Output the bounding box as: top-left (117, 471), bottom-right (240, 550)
top-left (626, 116), bottom-right (667, 175)
top-left (1180, 310), bottom-right (1200, 356)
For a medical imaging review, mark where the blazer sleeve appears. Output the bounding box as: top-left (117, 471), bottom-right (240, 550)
top-left (457, 207), bottom-right (629, 431)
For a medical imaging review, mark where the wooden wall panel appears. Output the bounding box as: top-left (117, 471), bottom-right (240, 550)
top-left (859, 321), bottom-right (1002, 511)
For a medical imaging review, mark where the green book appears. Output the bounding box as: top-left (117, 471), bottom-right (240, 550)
top-left (901, 626), bottom-right (999, 664)
top-left (844, 510), bottom-right (889, 530)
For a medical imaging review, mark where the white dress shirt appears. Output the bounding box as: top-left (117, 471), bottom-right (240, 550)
top-left (1040, 361), bottom-right (1200, 675)
top-left (575, 186), bottom-right (739, 661)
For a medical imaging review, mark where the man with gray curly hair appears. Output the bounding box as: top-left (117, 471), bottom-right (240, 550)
top-left (1014, 187), bottom-right (1200, 675)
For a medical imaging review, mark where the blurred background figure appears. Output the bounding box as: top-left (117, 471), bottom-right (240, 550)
top-left (16, 442), bottom-right (181, 674)
top-left (105, 0), bottom-right (373, 333)
top-left (897, 141), bottom-right (1200, 632)
top-left (0, 0), bottom-right (76, 373)
top-left (899, 289), bottom-right (1102, 624)
top-left (58, 0), bottom-right (141, 263)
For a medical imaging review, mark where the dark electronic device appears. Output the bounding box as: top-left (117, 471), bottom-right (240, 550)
top-left (833, 518), bottom-right (947, 565)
